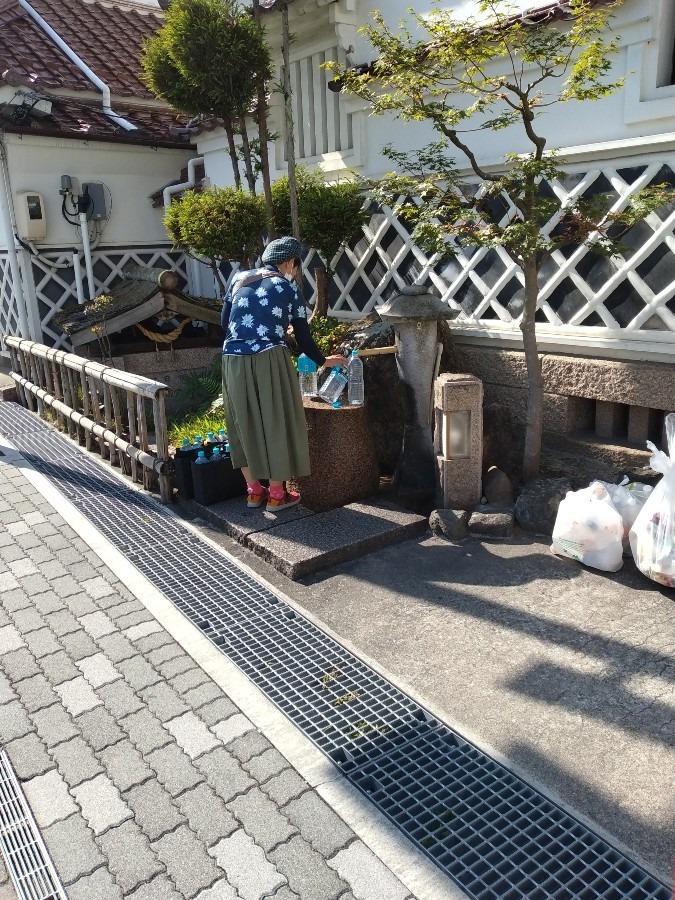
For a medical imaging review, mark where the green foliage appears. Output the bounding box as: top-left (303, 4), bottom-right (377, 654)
top-left (332, 0), bottom-right (672, 268)
top-left (272, 168), bottom-right (368, 273)
top-left (142, 0), bottom-right (271, 121)
top-left (309, 316), bottom-right (351, 357)
top-left (164, 187), bottom-right (268, 264)
top-left (173, 366), bottom-right (222, 418)
top-left (168, 413), bottom-right (228, 448)
top-left (141, 30), bottom-right (205, 116)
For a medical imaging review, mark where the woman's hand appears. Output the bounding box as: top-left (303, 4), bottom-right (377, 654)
top-left (323, 354), bottom-right (348, 368)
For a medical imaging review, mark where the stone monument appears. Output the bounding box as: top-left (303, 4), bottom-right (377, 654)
top-left (434, 373), bottom-right (483, 509)
top-left (378, 286), bottom-right (459, 497)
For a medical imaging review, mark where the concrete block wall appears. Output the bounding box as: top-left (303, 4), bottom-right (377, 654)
top-left (455, 346), bottom-right (675, 448)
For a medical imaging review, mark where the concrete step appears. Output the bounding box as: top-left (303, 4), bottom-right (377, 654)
top-left (179, 495), bottom-right (428, 580)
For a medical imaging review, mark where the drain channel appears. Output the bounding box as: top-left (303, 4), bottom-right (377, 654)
top-left (0, 402), bottom-right (670, 900)
top-left (0, 751), bottom-right (67, 900)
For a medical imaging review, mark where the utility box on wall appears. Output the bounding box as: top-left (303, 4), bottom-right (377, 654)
top-left (82, 182), bottom-right (108, 220)
top-left (15, 191), bottom-right (47, 240)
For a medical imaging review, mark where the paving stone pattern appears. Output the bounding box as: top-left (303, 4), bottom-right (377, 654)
top-left (0, 460), bottom-right (416, 900)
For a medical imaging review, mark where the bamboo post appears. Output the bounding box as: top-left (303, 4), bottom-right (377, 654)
top-left (8, 346), bottom-right (27, 407)
top-left (357, 346), bottom-right (398, 357)
top-left (28, 353), bottom-right (44, 416)
top-left (87, 374), bottom-right (106, 458)
top-left (50, 360), bottom-right (67, 432)
top-left (65, 367), bottom-right (83, 444)
top-left (19, 349), bottom-right (35, 411)
top-left (110, 386), bottom-right (126, 473)
top-left (152, 391), bottom-right (172, 504)
top-left (60, 362), bottom-right (77, 440)
top-left (79, 368), bottom-right (93, 452)
top-left (136, 394), bottom-right (151, 491)
top-left (126, 390), bottom-right (139, 483)
top-left (102, 383), bottom-right (116, 467)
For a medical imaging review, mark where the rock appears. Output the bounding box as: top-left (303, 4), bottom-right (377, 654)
top-left (483, 466), bottom-right (515, 505)
top-left (429, 508), bottom-right (470, 540)
top-left (468, 505), bottom-right (515, 538)
top-left (514, 477), bottom-right (572, 535)
top-left (482, 404), bottom-right (515, 478)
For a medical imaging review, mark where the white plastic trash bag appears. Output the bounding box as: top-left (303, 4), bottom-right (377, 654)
top-left (601, 479), bottom-right (653, 554)
top-left (551, 481), bottom-right (624, 572)
top-left (629, 413), bottom-right (675, 588)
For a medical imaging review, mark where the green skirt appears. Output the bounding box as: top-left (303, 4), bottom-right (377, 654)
top-left (221, 346), bottom-right (311, 482)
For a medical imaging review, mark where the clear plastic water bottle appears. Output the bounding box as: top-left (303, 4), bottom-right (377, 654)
top-left (347, 349), bottom-right (364, 406)
top-left (211, 446), bottom-right (221, 461)
top-left (223, 441), bottom-right (231, 458)
top-left (318, 366), bottom-right (348, 405)
top-left (181, 438), bottom-right (191, 450)
top-left (192, 434), bottom-right (204, 449)
top-left (218, 428), bottom-right (227, 444)
top-left (194, 450), bottom-right (209, 464)
top-left (298, 354), bottom-right (318, 397)
top-left (205, 431), bottom-right (218, 445)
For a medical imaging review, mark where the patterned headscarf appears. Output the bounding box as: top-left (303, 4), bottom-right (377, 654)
top-left (261, 237), bottom-right (302, 266)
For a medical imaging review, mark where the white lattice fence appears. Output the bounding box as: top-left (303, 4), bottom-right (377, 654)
top-left (28, 245), bottom-right (189, 350)
top-left (316, 155), bottom-right (675, 356)
top-left (0, 254), bottom-right (21, 359)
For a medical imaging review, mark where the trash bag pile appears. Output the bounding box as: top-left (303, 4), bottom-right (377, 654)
top-left (551, 412), bottom-right (674, 586)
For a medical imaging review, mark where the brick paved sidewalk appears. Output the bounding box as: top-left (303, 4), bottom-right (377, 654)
top-left (0, 457), bottom-right (419, 900)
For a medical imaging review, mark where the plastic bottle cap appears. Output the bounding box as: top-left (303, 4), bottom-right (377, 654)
top-left (182, 438), bottom-right (190, 445)
top-left (197, 450), bottom-right (205, 457)
top-left (351, 348), bottom-right (358, 356)
top-left (332, 401), bottom-right (341, 408)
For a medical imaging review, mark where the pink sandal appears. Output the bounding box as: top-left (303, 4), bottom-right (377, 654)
top-left (267, 490), bottom-right (300, 511)
top-left (247, 486), bottom-right (269, 509)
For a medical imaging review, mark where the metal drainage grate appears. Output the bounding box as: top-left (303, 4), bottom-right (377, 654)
top-left (0, 750), bottom-right (67, 900)
top-left (0, 402), bottom-right (670, 900)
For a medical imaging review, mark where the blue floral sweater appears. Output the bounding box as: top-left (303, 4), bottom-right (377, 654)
top-left (221, 265), bottom-right (325, 366)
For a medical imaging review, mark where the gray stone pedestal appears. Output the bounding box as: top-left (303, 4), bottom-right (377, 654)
top-left (434, 373), bottom-right (483, 510)
top-left (289, 399), bottom-right (380, 512)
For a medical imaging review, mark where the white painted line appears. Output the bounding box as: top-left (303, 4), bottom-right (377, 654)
top-left (0, 432), bottom-right (466, 900)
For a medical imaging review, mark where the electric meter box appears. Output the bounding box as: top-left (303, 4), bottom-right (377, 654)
top-left (15, 191), bottom-right (47, 241)
top-left (82, 182), bottom-right (108, 221)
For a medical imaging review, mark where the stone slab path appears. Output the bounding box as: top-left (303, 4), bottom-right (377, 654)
top-left (0, 452), bottom-right (442, 900)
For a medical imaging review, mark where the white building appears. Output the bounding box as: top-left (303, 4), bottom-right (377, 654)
top-left (196, 0), bottom-right (675, 447)
top-left (0, 0), bottom-right (195, 357)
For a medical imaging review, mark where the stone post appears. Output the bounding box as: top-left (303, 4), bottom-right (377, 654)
top-left (434, 373), bottom-right (483, 510)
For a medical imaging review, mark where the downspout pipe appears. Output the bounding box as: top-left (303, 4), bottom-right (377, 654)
top-left (18, 0), bottom-right (138, 132)
top-left (163, 157), bottom-right (206, 297)
top-left (162, 157), bottom-right (205, 209)
top-left (0, 141), bottom-right (31, 341)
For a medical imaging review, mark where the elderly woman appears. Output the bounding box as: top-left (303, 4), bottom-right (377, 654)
top-left (221, 237), bottom-right (346, 510)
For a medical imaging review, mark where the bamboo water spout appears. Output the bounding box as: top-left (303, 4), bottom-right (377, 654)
top-left (378, 286), bottom-right (458, 497)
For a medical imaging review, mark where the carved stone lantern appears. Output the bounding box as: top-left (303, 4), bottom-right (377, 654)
top-left (378, 286), bottom-right (459, 497)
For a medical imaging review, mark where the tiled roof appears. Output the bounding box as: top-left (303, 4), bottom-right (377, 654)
top-left (0, 7), bottom-right (93, 91)
top-left (1, 93), bottom-right (194, 146)
top-left (0, 0), bottom-right (196, 146)
top-left (26, 0), bottom-right (162, 98)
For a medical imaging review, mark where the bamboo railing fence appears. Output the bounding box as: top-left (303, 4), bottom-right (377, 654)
top-left (4, 336), bottom-right (172, 504)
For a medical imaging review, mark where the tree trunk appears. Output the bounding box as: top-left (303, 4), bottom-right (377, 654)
top-left (521, 256), bottom-right (543, 482)
top-left (238, 115), bottom-right (257, 194)
top-left (252, 0), bottom-right (275, 239)
top-left (281, 0), bottom-right (300, 240)
top-left (309, 266), bottom-right (328, 322)
top-left (224, 119), bottom-right (242, 190)
top-left (211, 259), bottom-right (227, 295)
